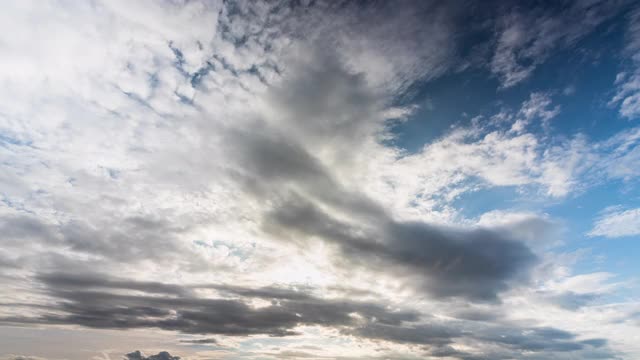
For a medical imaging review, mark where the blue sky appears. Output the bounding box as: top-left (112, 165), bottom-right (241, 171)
top-left (1, 1), bottom-right (640, 360)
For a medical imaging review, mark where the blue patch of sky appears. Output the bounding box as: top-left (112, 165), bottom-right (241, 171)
top-left (548, 181), bottom-right (640, 283)
top-left (452, 185), bottom-right (525, 219)
top-left (168, 41), bottom-right (189, 78)
top-left (390, 12), bottom-right (631, 153)
top-left (190, 61), bottom-right (215, 88)
top-left (0, 133), bottom-right (32, 147)
top-left (387, 68), bottom-right (500, 153)
top-left (168, 42), bottom-right (220, 90)
top-left (193, 239), bottom-right (256, 261)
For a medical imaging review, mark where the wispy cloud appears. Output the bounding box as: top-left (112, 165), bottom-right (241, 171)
top-left (490, 0), bottom-right (626, 88)
top-left (589, 207), bottom-right (640, 238)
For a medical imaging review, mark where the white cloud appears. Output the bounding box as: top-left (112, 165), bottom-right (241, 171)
top-left (589, 207), bottom-right (640, 238)
top-left (611, 6), bottom-right (640, 119)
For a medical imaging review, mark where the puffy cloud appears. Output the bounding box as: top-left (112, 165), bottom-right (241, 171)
top-left (265, 196), bottom-right (537, 302)
top-left (1, 272), bottom-right (420, 337)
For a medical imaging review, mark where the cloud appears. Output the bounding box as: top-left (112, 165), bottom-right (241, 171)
top-left (589, 207), bottom-right (640, 238)
top-left (0, 272), bottom-right (619, 360)
top-left (490, 0), bottom-right (626, 87)
top-left (265, 196), bottom-right (536, 302)
top-left (36, 272), bottom-right (194, 297)
top-left (125, 351), bottom-right (179, 360)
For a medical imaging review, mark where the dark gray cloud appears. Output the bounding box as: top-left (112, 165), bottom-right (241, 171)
top-left (265, 49), bottom-right (380, 143)
top-left (36, 272), bottom-right (194, 297)
top-left (266, 196), bottom-right (536, 302)
top-left (0, 272), bottom-right (618, 360)
top-left (0, 272), bottom-right (418, 337)
top-left (178, 338), bottom-right (218, 345)
top-left (125, 351), bottom-right (179, 360)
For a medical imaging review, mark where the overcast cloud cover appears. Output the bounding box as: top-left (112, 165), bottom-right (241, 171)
top-left (1, 0), bottom-right (640, 359)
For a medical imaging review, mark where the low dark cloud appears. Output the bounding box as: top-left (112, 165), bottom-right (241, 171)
top-left (0, 272), bottom-right (418, 337)
top-left (207, 283), bottom-right (315, 302)
top-left (351, 323), bottom-right (614, 360)
top-left (0, 272), bottom-right (618, 360)
top-left (179, 338), bottom-right (218, 345)
top-left (266, 196), bottom-right (536, 302)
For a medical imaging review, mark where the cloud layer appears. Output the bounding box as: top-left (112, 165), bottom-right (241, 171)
top-left (1, 1), bottom-right (639, 360)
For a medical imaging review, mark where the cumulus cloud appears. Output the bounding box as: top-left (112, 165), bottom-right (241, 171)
top-left (265, 196), bottom-right (536, 302)
top-left (0, 273), bottom-right (618, 360)
top-left (1, 272), bottom-right (420, 337)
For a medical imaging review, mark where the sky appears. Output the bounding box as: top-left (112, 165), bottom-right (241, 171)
top-left (1, 0), bottom-right (640, 359)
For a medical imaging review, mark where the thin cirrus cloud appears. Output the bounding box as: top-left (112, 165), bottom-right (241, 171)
top-left (1, 1), bottom-right (640, 360)
top-left (589, 207), bottom-right (640, 238)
